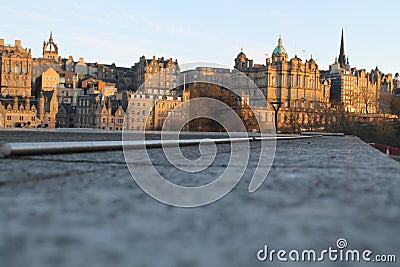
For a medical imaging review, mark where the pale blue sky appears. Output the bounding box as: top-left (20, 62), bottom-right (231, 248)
top-left (1, 0), bottom-right (399, 74)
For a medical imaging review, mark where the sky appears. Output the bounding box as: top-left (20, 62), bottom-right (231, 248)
top-left (1, 0), bottom-right (399, 74)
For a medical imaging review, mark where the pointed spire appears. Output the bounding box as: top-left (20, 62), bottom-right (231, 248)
top-left (278, 34), bottom-right (283, 46)
top-left (340, 28), bottom-right (344, 55)
top-left (338, 28), bottom-right (346, 68)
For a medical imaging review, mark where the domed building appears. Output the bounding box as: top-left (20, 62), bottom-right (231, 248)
top-left (234, 49), bottom-right (253, 71)
top-left (234, 35), bottom-right (331, 133)
top-left (272, 35), bottom-right (288, 63)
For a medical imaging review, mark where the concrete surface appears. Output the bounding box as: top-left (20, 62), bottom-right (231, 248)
top-left (0, 130), bottom-right (399, 267)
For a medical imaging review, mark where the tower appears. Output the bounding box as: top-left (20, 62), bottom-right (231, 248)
top-left (43, 31), bottom-right (59, 60)
top-left (272, 35), bottom-right (288, 64)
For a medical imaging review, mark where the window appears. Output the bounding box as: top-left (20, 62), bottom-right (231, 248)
top-left (143, 110), bottom-right (146, 115)
top-left (19, 116), bottom-right (24, 121)
top-left (48, 117), bottom-right (51, 122)
top-left (6, 115), bottom-right (11, 121)
top-left (31, 117), bottom-right (35, 121)
top-left (15, 66), bottom-right (19, 73)
top-left (6, 65), bottom-right (10, 73)
top-left (272, 77), bottom-right (277, 87)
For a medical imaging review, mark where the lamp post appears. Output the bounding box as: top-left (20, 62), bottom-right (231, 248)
top-left (270, 100), bottom-right (283, 134)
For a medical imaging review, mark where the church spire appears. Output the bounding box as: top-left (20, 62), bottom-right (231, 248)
top-left (338, 28), bottom-right (346, 68)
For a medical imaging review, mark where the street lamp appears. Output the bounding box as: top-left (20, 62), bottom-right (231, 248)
top-left (270, 100), bottom-right (283, 134)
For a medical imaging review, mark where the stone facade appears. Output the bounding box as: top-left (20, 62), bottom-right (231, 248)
top-left (0, 97), bottom-right (39, 128)
top-left (152, 95), bottom-right (183, 130)
top-left (235, 36), bottom-right (330, 131)
top-left (132, 55), bottom-right (179, 92)
top-left (32, 33), bottom-right (62, 94)
top-left (123, 92), bottom-right (153, 131)
top-left (321, 30), bottom-right (393, 115)
top-left (56, 103), bottom-right (75, 128)
top-left (0, 39), bottom-right (32, 97)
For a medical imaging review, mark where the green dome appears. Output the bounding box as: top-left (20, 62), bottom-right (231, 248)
top-left (272, 35), bottom-right (287, 55)
top-left (273, 46), bottom-right (287, 55)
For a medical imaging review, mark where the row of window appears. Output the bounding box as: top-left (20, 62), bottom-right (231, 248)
top-left (3, 89), bottom-right (28, 97)
top-left (45, 82), bottom-right (56, 87)
top-left (3, 81), bottom-right (28, 87)
top-left (131, 118), bottom-right (146, 123)
top-left (6, 115), bottom-right (36, 121)
top-left (45, 76), bottom-right (57, 81)
top-left (5, 66), bottom-right (29, 74)
top-left (271, 76), bottom-right (316, 88)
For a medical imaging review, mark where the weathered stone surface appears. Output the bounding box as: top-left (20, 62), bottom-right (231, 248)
top-left (0, 131), bottom-right (399, 267)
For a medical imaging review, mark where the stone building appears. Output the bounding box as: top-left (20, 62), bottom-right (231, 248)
top-left (74, 94), bottom-right (126, 130)
top-left (39, 90), bottom-right (58, 128)
top-left (234, 36), bottom-right (330, 132)
top-left (132, 55), bottom-right (179, 92)
top-left (123, 91), bottom-right (154, 131)
top-left (33, 67), bottom-right (59, 128)
top-left (91, 96), bottom-right (125, 130)
top-left (0, 39), bottom-right (32, 97)
top-left (62, 56), bottom-right (75, 73)
top-left (56, 103), bottom-right (76, 128)
top-left (35, 67), bottom-right (59, 97)
top-left (32, 32), bottom-right (62, 94)
top-left (321, 30), bottom-right (393, 115)
top-left (75, 94), bottom-right (99, 128)
top-left (0, 96), bottom-right (39, 128)
top-left (152, 95), bottom-right (183, 130)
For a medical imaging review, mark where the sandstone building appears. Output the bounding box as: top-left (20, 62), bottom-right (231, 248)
top-left (0, 39), bottom-right (32, 97)
top-left (321, 30), bottom-right (393, 116)
top-left (235, 36), bottom-right (331, 132)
